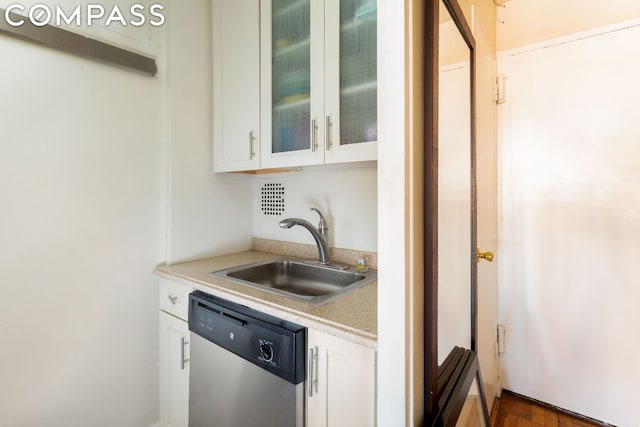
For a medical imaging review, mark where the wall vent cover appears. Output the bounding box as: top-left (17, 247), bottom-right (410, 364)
top-left (260, 181), bottom-right (286, 216)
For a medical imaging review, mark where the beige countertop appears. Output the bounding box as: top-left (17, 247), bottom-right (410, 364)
top-left (154, 250), bottom-right (378, 349)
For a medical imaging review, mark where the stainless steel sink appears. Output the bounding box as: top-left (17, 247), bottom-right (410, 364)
top-left (211, 258), bottom-right (376, 305)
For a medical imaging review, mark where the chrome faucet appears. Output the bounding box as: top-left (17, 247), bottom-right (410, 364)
top-left (279, 208), bottom-right (330, 264)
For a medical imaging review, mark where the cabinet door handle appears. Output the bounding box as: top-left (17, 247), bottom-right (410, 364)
top-left (249, 130), bottom-right (255, 159)
top-left (167, 294), bottom-right (178, 305)
top-left (325, 115), bottom-right (333, 151)
top-left (181, 337), bottom-right (189, 370)
top-left (311, 118), bottom-right (318, 152)
top-left (308, 346), bottom-right (318, 397)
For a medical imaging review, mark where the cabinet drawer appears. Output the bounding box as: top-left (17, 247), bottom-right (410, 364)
top-left (159, 279), bottom-right (193, 321)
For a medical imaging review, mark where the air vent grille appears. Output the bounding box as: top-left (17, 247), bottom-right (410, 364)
top-left (260, 182), bottom-right (285, 216)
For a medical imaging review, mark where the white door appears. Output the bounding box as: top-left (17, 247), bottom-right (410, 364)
top-left (498, 24), bottom-right (640, 426)
top-left (473, 12), bottom-right (500, 409)
top-left (159, 312), bottom-right (190, 427)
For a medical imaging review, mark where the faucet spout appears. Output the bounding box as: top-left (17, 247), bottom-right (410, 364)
top-left (279, 212), bottom-right (330, 265)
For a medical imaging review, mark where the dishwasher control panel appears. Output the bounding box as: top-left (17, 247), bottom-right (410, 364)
top-left (189, 291), bottom-right (306, 385)
top-left (258, 339), bottom-right (275, 364)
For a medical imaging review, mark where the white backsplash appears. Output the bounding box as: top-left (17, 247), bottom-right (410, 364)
top-left (253, 164), bottom-right (377, 252)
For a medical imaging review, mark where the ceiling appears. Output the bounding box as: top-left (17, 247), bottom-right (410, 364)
top-left (497, 0), bottom-right (640, 51)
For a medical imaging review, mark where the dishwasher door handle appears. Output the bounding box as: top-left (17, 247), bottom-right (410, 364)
top-left (196, 301), bottom-right (247, 327)
top-left (221, 311), bottom-right (246, 327)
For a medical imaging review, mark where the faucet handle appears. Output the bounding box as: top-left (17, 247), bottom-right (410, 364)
top-left (309, 208), bottom-right (328, 235)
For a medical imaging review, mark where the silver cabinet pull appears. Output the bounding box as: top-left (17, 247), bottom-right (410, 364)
top-left (249, 130), bottom-right (255, 159)
top-left (181, 337), bottom-right (189, 370)
top-left (167, 294), bottom-right (178, 305)
top-left (311, 118), bottom-right (318, 152)
top-left (308, 348), bottom-right (314, 396)
top-left (325, 115), bottom-right (332, 150)
top-left (308, 346), bottom-right (318, 397)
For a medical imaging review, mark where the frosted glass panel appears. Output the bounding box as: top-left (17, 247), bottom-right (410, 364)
top-left (272, 0), bottom-right (311, 153)
top-left (340, 0), bottom-right (377, 145)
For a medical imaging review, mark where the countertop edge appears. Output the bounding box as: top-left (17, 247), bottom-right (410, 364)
top-left (153, 265), bottom-right (378, 350)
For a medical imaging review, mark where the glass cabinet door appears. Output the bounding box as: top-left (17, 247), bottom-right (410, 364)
top-left (325, 0), bottom-right (377, 163)
top-left (270, 0), bottom-right (312, 154)
top-left (262, 0), bottom-right (376, 167)
top-left (339, 0), bottom-right (377, 144)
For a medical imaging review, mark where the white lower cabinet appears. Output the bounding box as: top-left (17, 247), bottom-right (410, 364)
top-left (156, 279), bottom-right (375, 427)
top-left (159, 312), bottom-right (190, 427)
top-left (159, 284), bottom-right (191, 427)
top-left (306, 329), bottom-right (376, 427)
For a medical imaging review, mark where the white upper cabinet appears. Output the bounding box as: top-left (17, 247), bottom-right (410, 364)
top-left (215, 0), bottom-right (377, 172)
top-left (324, 0), bottom-right (378, 164)
top-left (213, 0), bottom-right (261, 172)
top-left (261, 0), bottom-right (378, 169)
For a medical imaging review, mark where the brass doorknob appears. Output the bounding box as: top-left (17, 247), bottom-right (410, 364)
top-left (477, 249), bottom-right (494, 263)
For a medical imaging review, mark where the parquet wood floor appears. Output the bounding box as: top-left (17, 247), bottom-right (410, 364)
top-left (490, 391), bottom-right (607, 427)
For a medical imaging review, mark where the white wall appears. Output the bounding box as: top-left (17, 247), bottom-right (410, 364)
top-left (165, 0), bottom-right (253, 263)
top-left (252, 164), bottom-right (377, 253)
top-left (0, 20), bottom-right (165, 427)
top-left (376, 0), bottom-right (410, 422)
top-left (498, 23), bottom-right (640, 426)
top-left (497, 0), bottom-right (640, 51)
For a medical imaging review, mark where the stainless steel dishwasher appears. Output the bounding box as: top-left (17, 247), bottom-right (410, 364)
top-left (188, 290), bottom-right (306, 427)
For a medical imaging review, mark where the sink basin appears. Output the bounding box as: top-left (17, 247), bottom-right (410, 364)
top-left (211, 258), bottom-right (376, 305)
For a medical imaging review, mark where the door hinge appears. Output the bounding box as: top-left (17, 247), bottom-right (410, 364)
top-left (497, 324), bottom-right (506, 354)
top-left (494, 74), bottom-right (506, 104)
